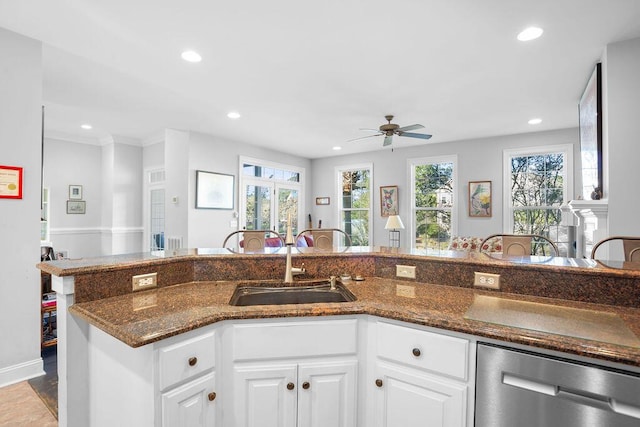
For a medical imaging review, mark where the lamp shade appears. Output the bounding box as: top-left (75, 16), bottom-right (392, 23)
top-left (385, 215), bottom-right (405, 230)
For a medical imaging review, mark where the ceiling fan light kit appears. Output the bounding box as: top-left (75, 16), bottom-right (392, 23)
top-left (350, 114), bottom-right (432, 148)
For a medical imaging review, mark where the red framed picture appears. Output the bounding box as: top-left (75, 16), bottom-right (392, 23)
top-left (0, 165), bottom-right (23, 199)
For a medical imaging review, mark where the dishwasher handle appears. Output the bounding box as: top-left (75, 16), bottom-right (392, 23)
top-left (503, 372), bottom-right (640, 420)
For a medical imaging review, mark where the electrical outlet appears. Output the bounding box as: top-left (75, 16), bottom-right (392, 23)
top-left (396, 284), bottom-right (416, 298)
top-left (396, 265), bottom-right (416, 279)
top-left (474, 272), bottom-right (501, 289)
top-left (132, 272), bottom-right (157, 292)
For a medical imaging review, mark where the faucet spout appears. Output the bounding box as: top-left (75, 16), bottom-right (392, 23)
top-left (284, 213), bottom-right (294, 283)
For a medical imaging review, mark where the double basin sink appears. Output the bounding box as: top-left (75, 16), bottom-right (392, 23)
top-left (229, 279), bottom-right (356, 306)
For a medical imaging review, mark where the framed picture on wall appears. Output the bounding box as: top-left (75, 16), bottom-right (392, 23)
top-left (195, 170), bottom-right (235, 209)
top-left (380, 185), bottom-right (398, 217)
top-left (69, 184), bottom-right (83, 200)
top-left (0, 165), bottom-right (23, 199)
top-left (67, 200), bottom-right (86, 214)
top-left (469, 181), bottom-right (491, 217)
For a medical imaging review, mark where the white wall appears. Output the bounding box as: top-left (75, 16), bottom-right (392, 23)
top-left (44, 138), bottom-right (103, 257)
top-left (0, 28), bottom-right (43, 386)
top-left (311, 128), bottom-right (579, 247)
top-left (604, 37), bottom-right (640, 237)
top-left (186, 131), bottom-right (312, 248)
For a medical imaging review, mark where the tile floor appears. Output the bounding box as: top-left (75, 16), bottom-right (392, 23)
top-left (0, 381), bottom-right (57, 426)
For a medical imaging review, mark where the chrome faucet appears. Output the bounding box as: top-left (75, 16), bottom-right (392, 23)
top-left (284, 213), bottom-right (305, 283)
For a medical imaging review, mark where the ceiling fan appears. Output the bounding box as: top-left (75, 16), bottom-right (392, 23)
top-left (350, 115), bottom-right (432, 147)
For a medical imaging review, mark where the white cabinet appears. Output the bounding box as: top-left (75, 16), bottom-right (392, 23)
top-left (367, 320), bottom-right (474, 427)
top-left (373, 362), bottom-right (466, 427)
top-left (232, 360), bottom-right (357, 427)
top-left (162, 371), bottom-right (217, 427)
top-left (226, 318), bottom-right (359, 427)
top-left (233, 364), bottom-right (298, 427)
top-left (297, 361), bottom-right (357, 427)
top-left (158, 330), bottom-right (218, 426)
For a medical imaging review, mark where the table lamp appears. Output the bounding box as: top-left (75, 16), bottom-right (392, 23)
top-left (385, 215), bottom-right (405, 248)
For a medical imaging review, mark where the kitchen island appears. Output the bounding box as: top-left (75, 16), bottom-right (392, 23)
top-left (39, 247), bottom-right (640, 427)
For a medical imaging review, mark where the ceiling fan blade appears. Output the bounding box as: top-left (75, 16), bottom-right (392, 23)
top-left (397, 124), bottom-right (424, 132)
top-left (399, 132), bottom-right (432, 140)
top-left (383, 135), bottom-right (393, 146)
top-left (347, 133), bottom-right (383, 142)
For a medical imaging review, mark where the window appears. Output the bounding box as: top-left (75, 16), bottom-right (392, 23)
top-left (504, 145), bottom-right (573, 255)
top-left (337, 165), bottom-right (372, 246)
top-left (146, 168), bottom-right (165, 251)
top-left (239, 157), bottom-right (304, 235)
top-left (410, 156), bottom-right (457, 250)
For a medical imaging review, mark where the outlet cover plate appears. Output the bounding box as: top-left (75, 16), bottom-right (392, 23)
top-left (396, 265), bottom-right (416, 279)
top-left (132, 272), bottom-right (158, 292)
top-left (474, 272), bottom-right (501, 289)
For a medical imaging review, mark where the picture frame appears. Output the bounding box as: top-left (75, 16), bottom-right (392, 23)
top-left (67, 200), bottom-right (86, 214)
top-left (579, 62), bottom-right (603, 200)
top-left (0, 165), bottom-right (23, 199)
top-left (380, 185), bottom-right (399, 217)
top-left (469, 181), bottom-right (491, 217)
top-left (315, 197), bottom-right (330, 205)
top-left (196, 170), bottom-right (235, 209)
top-left (69, 184), bottom-right (83, 200)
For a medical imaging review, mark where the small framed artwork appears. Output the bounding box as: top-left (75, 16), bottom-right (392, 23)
top-left (0, 165), bottom-right (23, 199)
top-left (315, 197), bottom-right (330, 205)
top-left (469, 181), bottom-right (491, 217)
top-left (380, 185), bottom-right (399, 217)
top-left (67, 200), bottom-right (86, 214)
top-left (196, 170), bottom-right (235, 209)
top-left (69, 184), bottom-right (83, 200)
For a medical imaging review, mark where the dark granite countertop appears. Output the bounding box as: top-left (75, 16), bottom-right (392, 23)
top-left (69, 277), bottom-right (640, 368)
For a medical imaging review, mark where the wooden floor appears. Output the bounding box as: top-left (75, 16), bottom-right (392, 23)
top-left (0, 381), bottom-right (57, 426)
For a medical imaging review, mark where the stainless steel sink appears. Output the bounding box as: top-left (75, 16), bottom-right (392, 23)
top-left (229, 280), bottom-right (356, 306)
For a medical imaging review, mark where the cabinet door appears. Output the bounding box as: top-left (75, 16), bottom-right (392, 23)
top-left (233, 364), bottom-right (298, 427)
top-left (162, 371), bottom-right (217, 427)
top-left (373, 362), bottom-right (466, 427)
top-left (298, 360), bottom-right (358, 427)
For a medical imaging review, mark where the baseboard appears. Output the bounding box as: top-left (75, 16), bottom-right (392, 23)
top-left (0, 357), bottom-right (44, 388)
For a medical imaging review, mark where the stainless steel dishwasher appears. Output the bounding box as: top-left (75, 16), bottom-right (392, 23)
top-left (475, 343), bottom-right (640, 427)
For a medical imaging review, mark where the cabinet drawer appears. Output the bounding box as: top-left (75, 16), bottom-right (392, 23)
top-left (158, 330), bottom-right (216, 391)
top-left (376, 322), bottom-right (468, 380)
top-left (233, 319), bottom-right (358, 361)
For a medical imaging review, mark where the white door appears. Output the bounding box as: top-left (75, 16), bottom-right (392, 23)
top-left (298, 360), bottom-right (358, 427)
top-left (242, 179), bottom-right (274, 231)
top-left (233, 364), bottom-right (298, 427)
top-left (373, 362), bottom-right (466, 427)
top-left (162, 371), bottom-right (217, 427)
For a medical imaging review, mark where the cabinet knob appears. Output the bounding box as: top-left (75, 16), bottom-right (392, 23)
top-left (188, 357), bottom-right (198, 366)
top-left (375, 379), bottom-right (383, 388)
top-left (208, 392), bottom-right (216, 401)
top-left (287, 382), bottom-right (295, 390)
top-left (302, 381), bottom-right (310, 390)
top-left (412, 348), bottom-right (421, 357)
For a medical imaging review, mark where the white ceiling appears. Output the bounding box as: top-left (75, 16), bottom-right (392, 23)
top-left (1, 0), bottom-right (640, 158)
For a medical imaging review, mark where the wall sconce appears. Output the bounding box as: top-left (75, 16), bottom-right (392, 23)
top-left (385, 215), bottom-right (405, 248)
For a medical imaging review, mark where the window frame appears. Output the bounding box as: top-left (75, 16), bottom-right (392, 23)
top-left (238, 156), bottom-right (305, 234)
top-left (335, 163), bottom-right (373, 246)
top-left (408, 155), bottom-right (458, 250)
top-left (502, 144), bottom-right (574, 233)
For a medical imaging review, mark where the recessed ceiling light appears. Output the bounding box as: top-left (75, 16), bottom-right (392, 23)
top-left (227, 111), bottom-right (241, 119)
top-left (517, 27), bottom-right (543, 41)
top-left (80, 124), bottom-right (92, 130)
top-left (528, 118), bottom-right (542, 125)
top-left (181, 50), bottom-right (202, 63)
top-left (332, 146), bottom-right (342, 151)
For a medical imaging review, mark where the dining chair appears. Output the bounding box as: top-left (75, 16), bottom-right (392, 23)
top-left (591, 236), bottom-right (640, 262)
top-left (295, 228), bottom-right (352, 251)
top-left (222, 230), bottom-right (285, 251)
top-left (479, 234), bottom-right (559, 256)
